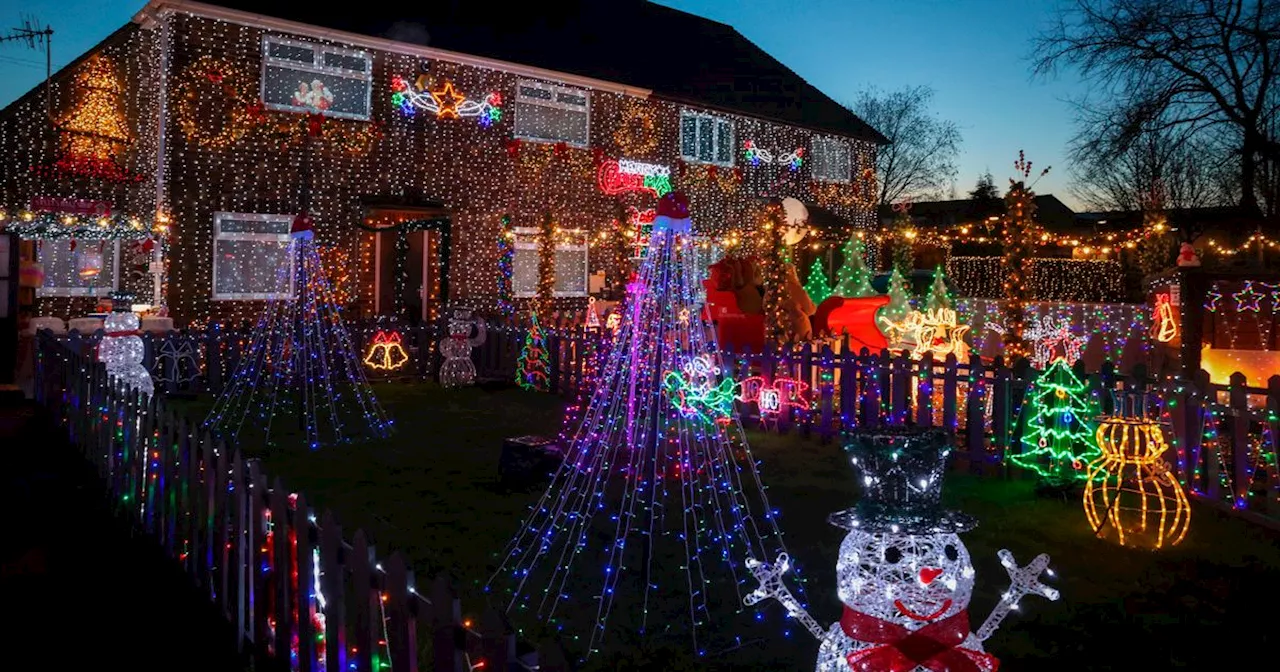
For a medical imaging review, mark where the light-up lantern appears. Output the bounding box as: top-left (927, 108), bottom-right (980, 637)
top-left (1083, 418), bottom-right (1190, 550)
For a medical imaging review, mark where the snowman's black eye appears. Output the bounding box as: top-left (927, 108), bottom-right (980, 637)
top-left (944, 545), bottom-right (959, 561)
top-left (884, 547), bottom-right (903, 564)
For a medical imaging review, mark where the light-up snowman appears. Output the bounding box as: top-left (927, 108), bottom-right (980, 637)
top-left (439, 308), bottom-right (486, 388)
top-left (745, 427), bottom-right (1059, 672)
top-left (99, 292), bottom-right (154, 397)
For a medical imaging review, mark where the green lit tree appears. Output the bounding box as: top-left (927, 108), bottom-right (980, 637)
top-left (1010, 358), bottom-right (1101, 490)
top-left (834, 238), bottom-right (876, 298)
top-left (803, 257), bottom-right (833, 305)
top-left (880, 266), bottom-right (912, 323)
top-left (925, 265), bottom-right (953, 311)
top-left (517, 311), bottom-right (550, 391)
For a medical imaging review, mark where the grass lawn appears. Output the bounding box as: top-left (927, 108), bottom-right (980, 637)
top-left (181, 382), bottom-right (1280, 671)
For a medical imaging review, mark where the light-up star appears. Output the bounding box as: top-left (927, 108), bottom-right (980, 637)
top-left (1233, 281), bottom-right (1262, 312)
top-left (1204, 286), bottom-right (1223, 313)
top-left (429, 80), bottom-right (467, 119)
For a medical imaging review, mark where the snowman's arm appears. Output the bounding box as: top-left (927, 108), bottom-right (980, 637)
top-left (975, 549), bottom-right (1060, 642)
top-left (744, 554), bottom-right (826, 640)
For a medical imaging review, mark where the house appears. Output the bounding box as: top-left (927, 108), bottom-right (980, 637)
top-left (0, 0), bottom-right (884, 330)
top-left (877, 194), bottom-right (1077, 232)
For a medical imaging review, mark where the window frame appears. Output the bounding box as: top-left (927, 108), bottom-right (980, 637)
top-left (810, 135), bottom-right (852, 183)
top-left (679, 110), bottom-right (735, 167)
top-left (260, 35), bottom-right (373, 121)
top-left (211, 212), bottom-right (296, 301)
top-left (35, 240), bottom-right (121, 298)
top-left (513, 79), bottom-right (591, 147)
top-left (511, 226), bottom-right (589, 298)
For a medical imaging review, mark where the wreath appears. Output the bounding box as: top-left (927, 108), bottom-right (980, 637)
top-left (174, 55), bottom-right (259, 150)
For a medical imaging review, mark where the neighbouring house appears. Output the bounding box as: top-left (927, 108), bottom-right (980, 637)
top-left (0, 0), bottom-right (885, 334)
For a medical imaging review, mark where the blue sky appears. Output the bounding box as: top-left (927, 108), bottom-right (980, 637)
top-left (0, 0), bottom-right (1088, 206)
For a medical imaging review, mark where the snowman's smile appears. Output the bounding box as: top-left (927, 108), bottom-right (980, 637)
top-left (894, 598), bottom-right (953, 621)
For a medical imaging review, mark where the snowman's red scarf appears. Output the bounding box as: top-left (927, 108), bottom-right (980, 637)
top-left (840, 606), bottom-right (999, 672)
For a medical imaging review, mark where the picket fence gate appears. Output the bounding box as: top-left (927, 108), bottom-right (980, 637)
top-left (34, 332), bottom-right (568, 672)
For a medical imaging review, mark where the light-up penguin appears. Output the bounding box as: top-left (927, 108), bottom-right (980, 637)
top-left (744, 427), bottom-right (1059, 672)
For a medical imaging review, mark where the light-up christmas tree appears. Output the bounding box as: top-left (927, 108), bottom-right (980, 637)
top-left (1009, 358), bottom-right (1101, 490)
top-left (833, 238), bottom-right (875, 298)
top-left (803, 257), bottom-right (833, 305)
top-left (490, 192), bottom-right (794, 659)
top-left (880, 266), bottom-right (912, 323)
top-left (516, 311), bottom-right (550, 391)
top-left (925, 265), bottom-right (953, 311)
top-left (60, 54), bottom-right (130, 161)
top-left (203, 215), bottom-right (393, 449)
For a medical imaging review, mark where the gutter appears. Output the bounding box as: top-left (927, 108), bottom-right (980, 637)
top-left (134, 0), bottom-right (655, 99)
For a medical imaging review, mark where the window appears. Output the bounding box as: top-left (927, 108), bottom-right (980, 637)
top-left (514, 80), bottom-right (590, 146)
top-left (811, 136), bottom-right (851, 183)
top-left (36, 240), bottom-right (119, 297)
top-left (689, 239), bottom-right (724, 304)
top-left (261, 36), bottom-right (372, 120)
top-left (212, 213), bottom-right (294, 300)
top-left (679, 111), bottom-right (734, 166)
top-left (512, 227), bottom-right (589, 298)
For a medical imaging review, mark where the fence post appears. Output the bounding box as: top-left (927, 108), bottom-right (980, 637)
top-left (839, 344), bottom-right (857, 432)
top-left (1269, 376), bottom-right (1280, 505)
top-left (942, 354), bottom-right (958, 432)
top-left (350, 530), bottom-right (375, 672)
top-left (431, 574), bottom-right (462, 672)
top-left (384, 553), bottom-right (417, 672)
top-left (818, 344), bottom-right (836, 444)
top-left (271, 479), bottom-right (293, 660)
top-left (1229, 372), bottom-right (1249, 509)
top-left (991, 359), bottom-right (1011, 467)
top-left (966, 356), bottom-right (986, 471)
top-left (479, 607), bottom-right (513, 672)
top-left (296, 493), bottom-right (316, 672)
top-left (915, 353), bottom-right (934, 427)
top-left (320, 511), bottom-right (347, 672)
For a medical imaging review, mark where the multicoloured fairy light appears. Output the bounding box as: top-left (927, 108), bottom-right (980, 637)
top-left (1233, 281), bottom-right (1263, 312)
top-left (743, 140), bottom-right (804, 171)
top-left (390, 74), bottom-right (503, 125)
top-left (662, 353), bottom-right (739, 425)
top-left (1009, 358), bottom-right (1101, 488)
top-left (203, 215), bottom-right (393, 449)
top-left (1204, 285), bottom-right (1223, 312)
top-left (489, 192), bottom-right (796, 658)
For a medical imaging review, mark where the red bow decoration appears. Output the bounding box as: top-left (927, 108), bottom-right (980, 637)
top-left (371, 331), bottom-right (401, 345)
top-left (506, 138), bottom-right (522, 158)
top-left (841, 607), bottom-right (999, 672)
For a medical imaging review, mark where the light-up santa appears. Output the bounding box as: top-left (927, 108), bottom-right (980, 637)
top-left (744, 427), bottom-right (1059, 672)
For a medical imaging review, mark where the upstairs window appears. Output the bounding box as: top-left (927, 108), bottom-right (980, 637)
top-left (212, 213), bottom-right (294, 301)
top-left (261, 36), bottom-right (372, 120)
top-left (512, 227), bottom-right (589, 298)
top-left (679, 111), bottom-right (734, 166)
top-left (514, 80), bottom-right (590, 146)
top-left (811, 136), bottom-right (851, 183)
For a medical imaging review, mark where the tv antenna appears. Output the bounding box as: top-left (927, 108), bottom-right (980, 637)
top-left (1, 15), bottom-right (54, 124)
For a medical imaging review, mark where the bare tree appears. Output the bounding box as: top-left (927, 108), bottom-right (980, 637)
top-left (1071, 124), bottom-right (1235, 213)
top-left (851, 85), bottom-right (961, 206)
top-left (1033, 0), bottom-right (1280, 217)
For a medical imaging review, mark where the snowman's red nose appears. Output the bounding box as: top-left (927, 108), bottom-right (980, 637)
top-left (919, 567), bottom-right (943, 585)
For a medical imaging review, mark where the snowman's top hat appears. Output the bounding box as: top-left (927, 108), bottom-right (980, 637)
top-left (109, 291), bottom-right (136, 312)
top-left (651, 191), bottom-right (691, 235)
top-left (829, 426), bottom-right (975, 534)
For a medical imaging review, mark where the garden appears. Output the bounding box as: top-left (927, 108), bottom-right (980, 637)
top-left (169, 378), bottom-right (1280, 671)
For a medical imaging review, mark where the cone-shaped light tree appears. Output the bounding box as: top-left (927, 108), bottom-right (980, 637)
top-left (804, 257), bottom-right (833, 305)
top-left (203, 215), bottom-right (392, 449)
top-left (489, 192), bottom-right (795, 658)
top-left (833, 237), bottom-right (875, 298)
top-left (925, 265), bottom-right (953, 311)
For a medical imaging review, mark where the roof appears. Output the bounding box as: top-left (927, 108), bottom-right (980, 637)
top-left (186, 0), bottom-right (887, 143)
top-left (877, 194), bottom-right (1077, 230)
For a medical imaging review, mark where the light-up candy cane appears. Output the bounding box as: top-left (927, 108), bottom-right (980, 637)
top-left (745, 548), bottom-right (1059, 643)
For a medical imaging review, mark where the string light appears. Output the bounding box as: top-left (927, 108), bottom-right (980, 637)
top-left (488, 192), bottom-right (795, 657)
top-left (1008, 358), bottom-right (1101, 488)
top-left (1083, 418), bottom-right (1190, 550)
top-left (362, 330), bottom-right (410, 371)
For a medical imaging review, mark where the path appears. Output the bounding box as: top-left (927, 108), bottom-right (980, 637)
top-left (0, 400), bottom-right (250, 671)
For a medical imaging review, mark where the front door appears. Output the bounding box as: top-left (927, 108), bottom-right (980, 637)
top-left (375, 229), bottom-right (438, 325)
